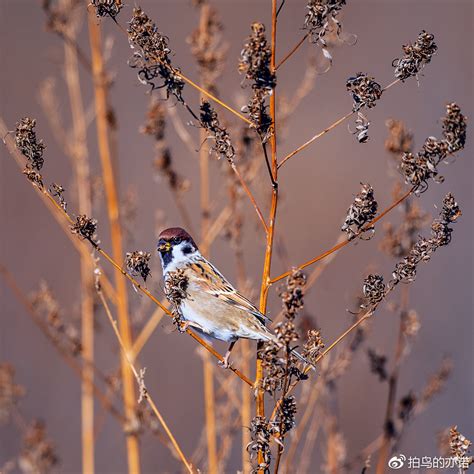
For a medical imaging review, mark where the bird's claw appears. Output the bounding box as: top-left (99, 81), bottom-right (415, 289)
top-left (218, 353), bottom-right (232, 369)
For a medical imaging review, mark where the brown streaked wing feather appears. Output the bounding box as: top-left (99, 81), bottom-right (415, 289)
top-left (186, 259), bottom-right (271, 324)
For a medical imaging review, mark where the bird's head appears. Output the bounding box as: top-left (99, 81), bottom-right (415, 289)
top-left (157, 227), bottom-right (199, 272)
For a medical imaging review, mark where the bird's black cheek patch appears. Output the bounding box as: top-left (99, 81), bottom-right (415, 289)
top-left (182, 245), bottom-right (194, 255)
top-left (161, 251), bottom-right (173, 268)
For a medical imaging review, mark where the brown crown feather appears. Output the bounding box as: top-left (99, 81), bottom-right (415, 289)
top-left (158, 227), bottom-right (198, 249)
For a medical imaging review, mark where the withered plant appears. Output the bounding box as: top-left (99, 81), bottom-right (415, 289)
top-left (0, 1), bottom-right (470, 474)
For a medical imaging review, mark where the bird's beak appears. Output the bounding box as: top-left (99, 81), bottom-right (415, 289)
top-left (157, 241), bottom-right (172, 253)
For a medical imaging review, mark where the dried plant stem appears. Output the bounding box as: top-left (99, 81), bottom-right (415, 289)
top-left (0, 117), bottom-right (116, 305)
top-left (376, 285), bottom-right (410, 473)
top-left (256, 1), bottom-right (279, 470)
top-left (270, 188), bottom-right (414, 283)
top-left (275, 32), bottom-right (309, 70)
top-left (64, 33), bottom-right (95, 474)
top-left (231, 163), bottom-right (268, 233)
top-left (87, 15), bottom-right (140, 473)
top-left (96, 286), bottom-right (195, 474)
top-left (278, 110), bottom-right (354, 168)
top-left (278, 79), bottom-right (402, 169)
top-left (197, 6), bottom-right (218, 472)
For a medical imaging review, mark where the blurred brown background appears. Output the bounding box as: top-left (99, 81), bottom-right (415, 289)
top-left (0, 0), bottom-right (472, 473)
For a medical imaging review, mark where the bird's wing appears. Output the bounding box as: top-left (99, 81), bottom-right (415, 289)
top-left (186, 258), bottom-right (271, 325)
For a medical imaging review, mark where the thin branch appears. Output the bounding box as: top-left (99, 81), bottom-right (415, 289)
top-left (270, 188), bottom-right (414, 283)
top-left (278, 79), bottom-right (402, 168)
top-left (95, 284), bottom-right (195, 474)
top-left (275, 33), bottom-right (309, 70)
top-left (87, 14), bottom-right (141, 472)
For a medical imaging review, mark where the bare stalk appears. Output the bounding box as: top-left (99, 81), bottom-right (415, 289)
top-left (96, 284), bottom-right (195, 474)
top-left (64, 27), bottom-right (95, 474)
top-left (87, 14), bottom-right (140, 473)
top-left (275, 33), bottom-right (309, 70)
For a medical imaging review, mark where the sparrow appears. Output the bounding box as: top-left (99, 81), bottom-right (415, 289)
top-left (157, 227), bottom-right (311, 368)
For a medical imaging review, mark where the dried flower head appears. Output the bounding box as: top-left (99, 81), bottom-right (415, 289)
top-left (239, 22), bottom-right (276, 91)
top-left (70, 214), bottom-right (98, 245)
top-left (200, 100), bottom-right (235, 163)
top-left (141, 99), bottom-right (166, 141)
top-left (302, 329), bottom-right (325, 364)
top-left (440, 192), bottom-right (462, 224)
top-left (91, 0), bottom-right (123, 19)
top-left (341, 183), bottom-right (378, 239)
top-left (398, 391), bottom-right (417, 422)
top-left (243, 88), bottom-right (273, 140)
top-left (362, 274), bottom-right (386, 307)
top-left (393, 31), bottom-right (437, 81)
top-left (349, 111), bottom-right (371, 143)
top-left (420, 357), bottom-right (453, 404)
top-left (247, 416), bottom-right (273, 473)
top-left (449, 426), bottom-right (473, 471)
top-left (401, 309), bottom-right (421, 339)
top-left (367, 348), bottom-right (388, 381)
top-left (22, 168), bottom-right (44, 189)
top-left (49, 183), bottom-right (67, 212)
top-left (128, 8), bottom-right (185, 100)
top-left (153, 148), bottom-right (189, 193)
top-left (125, 251), bottom-right (151, 282)
top-left (19, 420), bottom-right (59, 474)
top-left (399, 104), bottom-right (466, 192)
top-left (279, 270), bottom-right (306, 320)
top-left (346, 73), bottom-right (382, 111)
top-left (260, 341), bottom-right (286, 394)
top-left (277, 396), bottom-right (297, 435)
top-left (303, 0), bottom-right (346, 46)
top-left (385, 119), bottom-right (414, 156)
top-left (0, 363), bottom-right (25, 424)
top-left (188, 5), bottom-right (226, 94)
top-left (442, 102), bottom-right (467, 153)
top-left (15, 118), bottom-right (45, 171)
top-left (164, 269), bottom-right (189, 329)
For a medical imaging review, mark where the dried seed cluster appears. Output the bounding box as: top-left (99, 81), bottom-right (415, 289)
top-left (125, 251), bottom-right (151, 282)
top-left (367, 348), bottom-right (388, 381)
top-left (188, 6), bottom-right (226, 94)
top-left (15, 118), bottom-right (45, 171)
top-left (19, 420), bottom-right (59, 474)
top-left (398, 391), bottom-right (417, 422)
top-left (91, 0), bottom-right (123, 19)
top-left (277, 396), bottom-right (297, 435)
top-left (128, 8), bottom-right (185, 100)
top-left (70, 214), bottom-right (98, 245)
top-left (164, 269), bottom-right (189, 329)
top-left (385, 119), bottom-right (414, 156)
top-left (239, 23), bottom-right (274, 140)
top-left (303, 0), bottom-right (346, 46)
top-left (341, 183), bottom-right (378, 239)
top-left (239, 22), bottom-right (275, 91)
top-left (351, 111), bottom-right (371, 144)
top-left (392, 193), bottom-right (461, 284)
top-left (247, 416), bottom-right (275, 473)
top-left (200, 100), bottom-right (236, 163)
top-left (393, 31), bottom-right (437, 81)
top-left (449, 426), bottom-right (473, 465)
top-left (141, 99), bottom-right (189, 194)
top-left (346, 73), bottom-right (383, 111)
top-left (302, 329), bottom-right (325, 364)
top-left (0, 363), bottom-right (25, 424)
top-left (49, 183), bottom-right (67, 212)
top-left (30, 282), bottom-right (82, 357)
top-left (362, 274), bottom-right (386, 307)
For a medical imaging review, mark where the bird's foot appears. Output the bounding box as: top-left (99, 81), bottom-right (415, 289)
top-left (218, 351), bottom-right (232, 369)
top-left (177, 320), bottom-right (191, 333)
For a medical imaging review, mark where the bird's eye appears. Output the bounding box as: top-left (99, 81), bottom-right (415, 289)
top-left (173, 237), bottom-right (181, 244)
